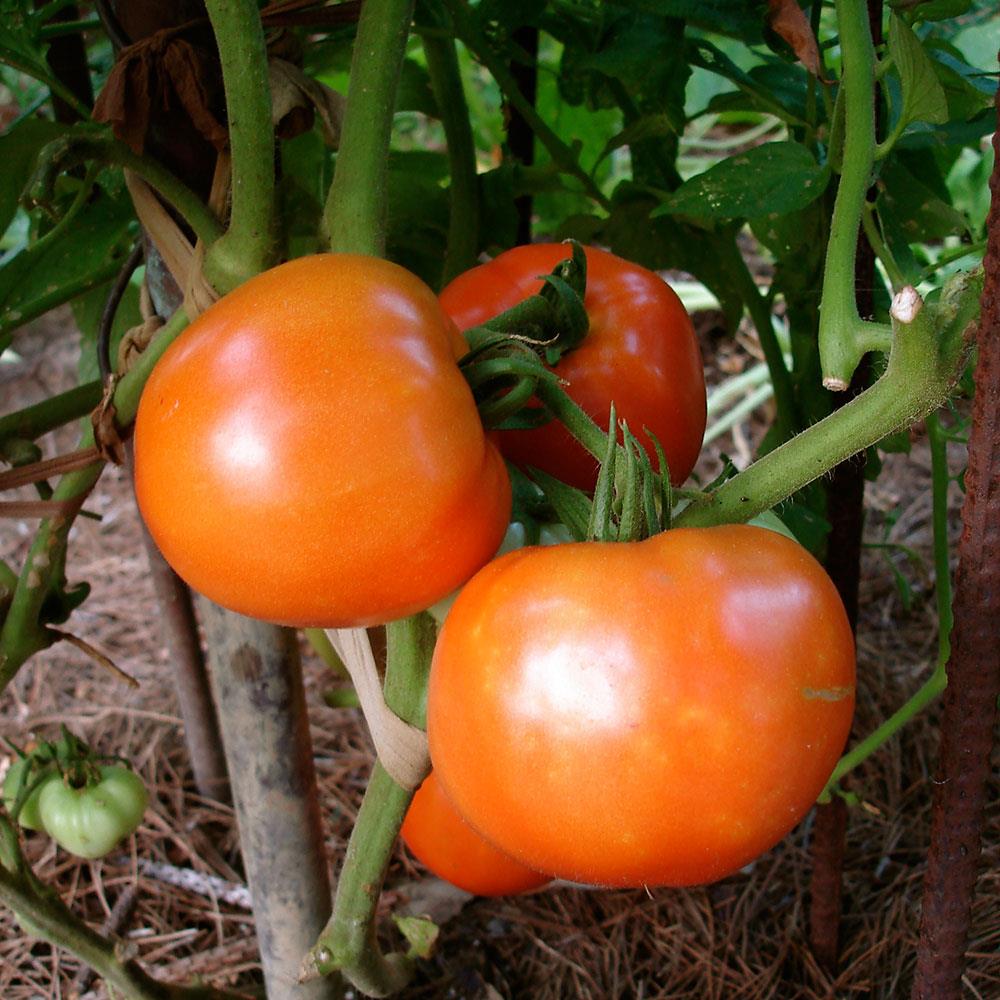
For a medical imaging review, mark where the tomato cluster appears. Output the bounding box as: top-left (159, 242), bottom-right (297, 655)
top-left (132, 246), bottom-right (854, 894)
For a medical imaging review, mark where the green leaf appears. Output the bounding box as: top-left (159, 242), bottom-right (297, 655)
top-left (0, 0), bottom-right (53, 85)
top-left (653, 141), bottom-right (828, 221)
top-left (878, 157), bottom-right (970, 243)
top-left (612, 0), bottom-right (767, 40)
top-left (0, 192), bottom-right (135, 337)
top-left (908, 0), bottom-right (973, 22)
top-left (0, 118), bottom-right (68, 239)
top-left (687, 39), bottom-right (805, 125)
top-left (926, 40), bottom-right (996, 120)
top-left (600, 187), bottom-right (745, 329)
top-left (386, 151), bottom-right (448, 288)
top-left (594, 113), bottom-right (676, 169)
top-left (887, 14), bottom-right (949, 136)
top-left (396, 57), bottom-right (438, 116)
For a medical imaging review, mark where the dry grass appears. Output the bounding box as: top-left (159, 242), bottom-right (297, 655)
top-left (1, 312), bottom-right (996, 999)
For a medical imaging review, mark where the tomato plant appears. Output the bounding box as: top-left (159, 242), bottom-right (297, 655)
top-left (440, 245), bottom-right (706, 491)
top-left (37, 766), bottom-right (148, 860)
top-left (427, 524), bottom-right (856, 888)
top-left (400, 771), bottom-right (550, 897)
top-left (134, 254), bottom-right (511, 628)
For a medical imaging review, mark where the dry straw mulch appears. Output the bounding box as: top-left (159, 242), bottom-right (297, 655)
top-left (1, 312), bottom-right (997, 1000)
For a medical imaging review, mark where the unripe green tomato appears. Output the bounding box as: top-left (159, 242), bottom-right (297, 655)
top-left (2, 757), bottom-right (55, 832)
top-left (37, 766), bottom-right (148, 859)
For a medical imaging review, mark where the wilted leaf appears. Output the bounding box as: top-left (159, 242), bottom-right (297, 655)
top-left (767, 0), bottom-right (822, 77)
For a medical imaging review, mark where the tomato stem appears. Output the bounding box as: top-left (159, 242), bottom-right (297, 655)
top-left (29, 128), bottom-right (225, 250)
top-left (818, 0), bottom-right (893, 388)
top-left (324, 0), bottom-right (417, 255)
top-left (307, 614), bottom-right (436, 994)
top-left (201, 0), bottom-right (277, 292)
top-left (0, 809), bottom-right (242, 999)
top-left (422, 23), bottom-right (480, 284)
top-left (675, 269), bottom-right (981, 530)
top-left (819, 410), bottom-right (955, 799)
top-left (0, 309), bottom-right (190, 694)
top-left (444, 0), bottom-right (611, 211)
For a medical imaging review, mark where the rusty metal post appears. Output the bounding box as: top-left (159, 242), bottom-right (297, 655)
top-left (911, 82), bottom-right (1000, 1000)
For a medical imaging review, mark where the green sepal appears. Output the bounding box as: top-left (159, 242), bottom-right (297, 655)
top-left (649, 432), bottom-right (674, 533)
top-left (587, 404), bottom-right (618, 542)
top-left (615, 423), bottom-right (644, 543)
top-left (527, 468), bottom-right (591, 543)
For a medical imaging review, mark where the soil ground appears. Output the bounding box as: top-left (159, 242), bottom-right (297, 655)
top-left (1, 308), bottom-right (997, 1000)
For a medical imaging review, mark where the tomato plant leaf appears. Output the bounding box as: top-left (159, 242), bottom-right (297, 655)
top-left (611, 0), bottom-right (768, 40)
top-left (887, 14), bottom-right (949, 136)
top-left (653, 141), bottom-right (828, 222)
top-left (925, 39), bottom-right (996, 121)
top-left (0, 118), bottom-right (69, 240)
top-left (0, 190), bottom-right (135, 338)
top-left (878, 157), bottom-right (970, 243)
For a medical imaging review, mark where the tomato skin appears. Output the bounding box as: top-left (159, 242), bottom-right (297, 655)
top-left (38, 766), bottom-right (148, 860)
top-left (439, 245), bottom-right (706, 490)
top-left (134, 254), bottom-right (510, 628)
top-left (427, 525), bottom-right (855, 888)
top-left (400, 771), bottom-right (550, 896)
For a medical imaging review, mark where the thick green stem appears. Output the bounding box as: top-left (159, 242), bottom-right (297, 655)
top-left (447, 0), bottom-right (611, 210)
top-left (0, 860), bottom-right (242, 999)
top-left (307, 615), bottom-right (436, 995)
top-left (31, 130), bottom-right (224, 247)
top-left (201, 0), bottom-right (277, 291)
top-left (818, 0), bottom-right (892, 388)
top-left (0, 309), bottom-right (189, 692)
top-left (728, 245), bottom-right (798, 439)
top-left (819, 408), bottom-right (955, 797)
top-left (423, 31), bottom-right (479, 283)
top-left (324, 0), bottom-right (416, 255)
top-left (0, 381), bottom-right (102, 446)
top-left (675, 272), bottom-right (981, 529)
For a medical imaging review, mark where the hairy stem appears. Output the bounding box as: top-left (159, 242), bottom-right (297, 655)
top-left (818, 0), bottom-right (891, 388)
top-left (728, 244), bottom-right (797, 439)
top-left (324, 0), bottom-right (416, 255)
top-left (423, 30), bottom-right (479, 283)
top-left (0, 860), bottom-right (243, 999)
top-left (675, 273), bottom-right (981, 529)
top-left (447, 0), bottom-right (611, 210)
top-left (0, 382), bottom-right (102, 446)
top-left (307, 615), bottom-right (436, 995)
top-left (201, 0), bottom-right (277, 290)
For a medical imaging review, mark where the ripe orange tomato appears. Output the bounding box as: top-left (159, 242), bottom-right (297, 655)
top-left (427, 524), bottom-right (855, 888)
top-left (439, 244), bottom-right (706, 491)
top-left (400, 771), bottom-right (550, 896)
top-left (134, 254), bottom-right (510, 628)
